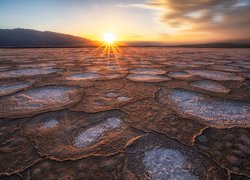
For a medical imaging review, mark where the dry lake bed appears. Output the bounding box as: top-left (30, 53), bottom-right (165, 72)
top-left (0, 47), bottom-right (249, 180)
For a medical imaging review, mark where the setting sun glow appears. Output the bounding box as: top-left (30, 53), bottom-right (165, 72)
top-left (102, 33), bottom-right (117, 44)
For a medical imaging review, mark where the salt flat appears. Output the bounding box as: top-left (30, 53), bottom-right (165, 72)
top-left (0, 47), bottom-right (249, 179)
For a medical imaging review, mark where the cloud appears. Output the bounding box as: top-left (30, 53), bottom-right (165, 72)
top-left (129, 0), bottom-right (250, 41)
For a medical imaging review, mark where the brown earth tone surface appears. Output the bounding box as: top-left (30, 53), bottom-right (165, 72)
top-left (0, 47), bottom-right (249, 179)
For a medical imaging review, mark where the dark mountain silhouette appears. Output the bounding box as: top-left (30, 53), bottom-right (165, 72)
top-left (0, 28), bottom-right (98, 47)
top-left (0, 28), bottom-right (249, 48)
top-left (123, 41), bottom-right (250, 48)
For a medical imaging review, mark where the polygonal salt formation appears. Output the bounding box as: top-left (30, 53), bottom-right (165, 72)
top-left (157, 88), bottom-right (250, 128)
top-left (185, 70), bottom-right (244, 81)
top-left (71, 81), bottom-right (159, 113)
top-left (74, 117), bottom-right (122, 148)
top-left (0, 86), bottom-right (82, 118)
top-left (190, 80), bottom-right (230, 93)
top-left (121, 98), bottom-right (206, 146)
top-left (65, 73), bottom-right (101, 81)
top-left (143, 148), bottom-right (196, 180)
top-left (127, 74), bottom-right (171, 82)
top-left (195, 128), bottom-right (250, 176)
top-left (0, 82), bottom-right (31, 96)
top-left (0, 119), bottom-right (40, 176)
top-left (0, 68), bottom-right (60, 79)
top-left (126, 134), bottom-right (229, 179)
top-left (21, 110), bottom-right (142, 160)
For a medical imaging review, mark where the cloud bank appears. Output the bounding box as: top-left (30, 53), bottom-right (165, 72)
top-left (129, 0), bottom-right (250, 42)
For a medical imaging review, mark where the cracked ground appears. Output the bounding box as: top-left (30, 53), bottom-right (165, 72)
top-left (0, 47), bottom-right (249, 180)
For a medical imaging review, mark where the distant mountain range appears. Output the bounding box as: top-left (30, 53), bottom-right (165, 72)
top-left (0, 28), bottom-right (250, 48)
top-left (0, 28), bottom-right (97, 47)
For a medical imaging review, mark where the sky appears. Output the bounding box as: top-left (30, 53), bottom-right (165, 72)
top-left (0, 0), bottom-right (250, 44)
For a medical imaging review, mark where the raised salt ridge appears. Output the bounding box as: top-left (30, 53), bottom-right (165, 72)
top-left (0, 68), bottom-right (60, 79)
top-left (143, 148), bottom-right (196, 180)
top-left (158, 88), bottom-right (250, 128)
top-left (190, 80), bottom-right (230, 93)
top-left (0, 82), bottom-right (31, 96)
top-left (185, 70), bottom-right (244, 81)
top-left (74, 117), bottom-right (122, 148)
top-left (0, 86), bottom-right (82, 118)
top-left (127, 74), bottom-right (170, 82)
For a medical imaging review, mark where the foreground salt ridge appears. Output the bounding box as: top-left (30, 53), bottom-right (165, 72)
top-left (74, 117), bottom-right (123, 148)
top-left (157, 88), bottom-right (250, 128)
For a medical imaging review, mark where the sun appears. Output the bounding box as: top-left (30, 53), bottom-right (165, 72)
top-left (102, 33), bottom-right (117, 44)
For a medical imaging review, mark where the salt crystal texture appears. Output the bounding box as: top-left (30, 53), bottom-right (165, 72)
top-left (143, 148), bottom-right (196, 180)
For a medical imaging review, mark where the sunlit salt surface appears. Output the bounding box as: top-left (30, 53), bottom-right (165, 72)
top-left (0, 82), bottom-right (31, 96)
top-left (127, 74), bottom-right (170, 82)
top-left (208, 65), bottom-right (245, 72)
top-left (0, 86), bottom-right (81, 118)
top-left (106, 92), bottom-right (118, 98)
top-left (65, 73), bottom-right (101, 81)
top-left (168, 71), bottom-right (194, 79)
top-left (143, 148), bottom-right (196, 180)
top-left (0, 68), bottom-right (60, 79)
top-left (117, 96), bottom-right (131, 102)
top-left (130, 68), bottom-right (166, 75)
top-left (190, 80), bottom-right (230, 93)
top-left (74, 117), bottom-right (122, 148)
top-left (42, 119), bottom-right (59, 129)
top-left (159, 89), bottom-right (250, 128)
top-left (186, 70), bottom-right (244, 81)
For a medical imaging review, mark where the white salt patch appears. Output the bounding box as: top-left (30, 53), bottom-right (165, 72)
top-left (26, 87), bottom-right (70, 101)
top-left (186, 70), bottom-right (244, 81)
top-left (117, 96), bottom-right (131, 102)
top-left (161, 89), bottom-right (250, 128)
top-left (143, 148), bottom-right (196, 180)
top-left (66, 73), bottom-right (101, 81)
top-left (168, 71), bottom-right (194, 79)
top-left (42, 119), bottom-right (59, 128)
top-left (130, 68), bottom-right (166, 75)
top-left (0, 82), bottom-right (31, 96)
top-left (127, 74), bottom-right (170, 82)
top-left (74, 117), bottom-right (122, 148)
top-left (102, 73), bottom-right (123, 79)
top-left (209, 65), bottom-right (244, 72)
top-left (106, 92), bottom-right (118, 98)
top-left (0, 86), bottom-right (81, 118)
top-left (0, 68), bottom-right (60, 79)
top-left (190, 80), bottom-right (230, 93)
